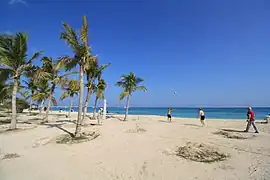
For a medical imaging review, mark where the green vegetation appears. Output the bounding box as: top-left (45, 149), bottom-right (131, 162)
top-left (116, 72), bottom-right (147, 121)
top-left (0, 33), bottom-right (42, 129)
top-left (0, 15), bottom-right (146, 137)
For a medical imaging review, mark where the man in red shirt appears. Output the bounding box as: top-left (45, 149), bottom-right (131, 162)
top-left (244, 107), bottom-right (259, 133)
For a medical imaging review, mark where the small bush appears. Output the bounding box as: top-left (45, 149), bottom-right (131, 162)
top-left (3, 98), bottom-right (29, 113)
top-left (175, 142), bottom-right (228, 163)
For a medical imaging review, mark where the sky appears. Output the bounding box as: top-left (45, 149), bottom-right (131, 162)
top-left (1, 0), bottom-right (270, 107)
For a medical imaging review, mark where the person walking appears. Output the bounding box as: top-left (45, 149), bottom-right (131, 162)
top-left (167, 108), bottom-right (172, 122)
top-left (244, 107), bottom-right (259, 133)
top-left (199, 108), bottom-right (205, 127)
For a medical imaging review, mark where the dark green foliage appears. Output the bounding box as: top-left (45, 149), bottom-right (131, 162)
top-left (4, 98), bottom-right (29, 113)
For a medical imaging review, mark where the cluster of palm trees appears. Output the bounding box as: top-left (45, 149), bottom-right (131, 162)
top-left (0, 16), bottom-right (147, 137)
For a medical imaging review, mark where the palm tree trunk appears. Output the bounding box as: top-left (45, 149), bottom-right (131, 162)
top-left (10, 78), bottom-right (19, 129)
top-left (124, 95), bottom-right (130, 121)
top-left (92, 96), bottom-right (98, 120)
top-left (44, 84), bottom-right (55, 123)
top-left (39, 99), bottom-right (44, 115)
top-left (75, 65), bottom-right (84, 137)
top-left (29, 90), bottom-right (34, 114)
top-left (82, 86), bottom-right (92, 121)
top-left (68, 97), bottom-right (73, 118)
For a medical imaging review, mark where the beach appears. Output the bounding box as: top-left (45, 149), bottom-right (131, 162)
top-left (1, 112), bottom-right (270, 180)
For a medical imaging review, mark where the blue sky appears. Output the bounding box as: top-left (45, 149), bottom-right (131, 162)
top-left (1, 0), bottom-right (270, 107)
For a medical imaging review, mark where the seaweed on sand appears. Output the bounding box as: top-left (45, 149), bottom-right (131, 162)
top-left (2, 153), bottom-right (20, 160)
top-left (213, 130), bottom-right (255, 139)
top-left (175, 142), bottom-right (228, 163)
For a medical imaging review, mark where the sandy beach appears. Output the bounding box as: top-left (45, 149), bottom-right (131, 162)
top-left (0, 112), bottom-right (270, 180)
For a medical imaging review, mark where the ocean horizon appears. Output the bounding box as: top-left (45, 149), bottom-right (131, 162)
top-left (51, 106), bottom-right (270, 120)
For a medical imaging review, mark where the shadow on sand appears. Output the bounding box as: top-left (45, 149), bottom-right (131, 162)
top-left (184, 124), bottom-right (201, 127)
top-left (256, 121), bottom-right (268, 124)
top-left (46, 124), bottom-right (74, 137)
top-left (56, 120), bottom-right (76, 124)
top-left (158, 120), bottom-right (171, 123)
top-left (221, 128), bottom-right (245, 133)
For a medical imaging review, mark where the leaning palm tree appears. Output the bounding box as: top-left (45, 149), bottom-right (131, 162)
top-left (60, 16), bottom-right (96, 137)
top-left (116, 72), bottom-right (147, 121)
top-left (92, 79), bottom-right (107, 122)
top-left (60, 80), bottom-right (80, 118)
top-left (0, 33), bottom-right (42, 129)
top-left (82, 56), bottom-right (98, 120)
top-left (83, 61), bottom-right (110, 120)
top-left (35, 56), bottom-right (73, 123)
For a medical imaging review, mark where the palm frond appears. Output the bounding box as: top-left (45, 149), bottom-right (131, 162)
top-left (0, 68), bottom-right (13, 81)
top-left (135, 77), bottom-right (144, 84)
top-left (34, 69), bottom-right (53, 82)
top-left (60, 71), bottom-right (78, 78)
top-left (134, 86), bottom-right (147, 92)
top-left (14, 33), bottom-right (28, 66)
top-left (55, 58), bottom-right (67, 72)
top-left (60, 23), bottom-right (81, 54)
top-left (68, 79), bottom-right (80, 91)
top-left (51, 96), bottom-right (57, 106)
top-left (59, 56), bottom-right (78, 71)
top-left (17, 64), bottom-right (33, 75)
top-left (119, 91), bottom-right (129, 100)
top-left (27, 51), bottom-right (43, 64)
top-left (60, 91), bottom-right (69, 101)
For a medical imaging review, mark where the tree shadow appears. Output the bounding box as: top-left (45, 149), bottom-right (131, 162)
top-left (256, 121), bottom-right (268, 124)
top-left (56, 120), bottom-right (76, 124)
top-left (0, 118), bottom-right (11, 124)
top-left (221, 128), bottom-right (245, 133)
top-left (184, 124), bottom-right (201, 127)
top-left (111, 115), bottom-right (123, 121)
top-left (28, 117), bottom-right (43, 121)
top-left (158, 120), bottom-right (171, 123)
top-left (46, 124), bottom-right (74, 137)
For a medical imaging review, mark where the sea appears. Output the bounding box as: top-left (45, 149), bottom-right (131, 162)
top-left (51, 107), bottom-right (270, 120)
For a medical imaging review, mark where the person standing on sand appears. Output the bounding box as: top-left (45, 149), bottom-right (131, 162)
top-left (167, 108), bottom-right (172, 122)
top-left (199, 108), bottom-right (205, 127)
top-left (244, 107), bottom-right (259, 133)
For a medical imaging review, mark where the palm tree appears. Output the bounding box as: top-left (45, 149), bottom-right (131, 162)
top-left (0, 33), bottom-right (42, 129)
top-left (60, 80), bottom-right (80, 118)
top-left (83, 61), bottom-right (110, 120)
top-left (35, 56), bottom-right (73, 123)
top-left (32, 81), bottom-right (50, 115)
top-left (82, 56), bottom-right (98, 120)
top-left (116, 72), bottom-right (147, 121)
top-left (92, 79), bottom-right (107, 122)
top-left (60, 16), bottom-right (96, 137)
top-left (24, 65), bottom-right (39, 114)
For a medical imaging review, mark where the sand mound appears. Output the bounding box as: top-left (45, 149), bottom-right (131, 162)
top-left (175, 142), bottom-right (228, 163)
top-left (213, 130), bottom-right (255, 139)
top-left (56, 131), bottom-right (100, 144)
top-left (126, 124), bottom-right (146, 133)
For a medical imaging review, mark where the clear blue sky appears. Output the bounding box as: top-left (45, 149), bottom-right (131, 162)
top-left (1, 0), bottom-right (270, 107)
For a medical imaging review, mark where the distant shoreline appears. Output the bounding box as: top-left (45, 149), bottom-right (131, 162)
top-left (50, 106), bottom-right (270, 108)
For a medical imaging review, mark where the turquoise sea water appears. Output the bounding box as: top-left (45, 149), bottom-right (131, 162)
top-left (51, 107), bottom-right (270, 120)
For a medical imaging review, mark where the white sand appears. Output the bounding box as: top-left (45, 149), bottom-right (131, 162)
top-left (1, 112), bottom-right (270, 180)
